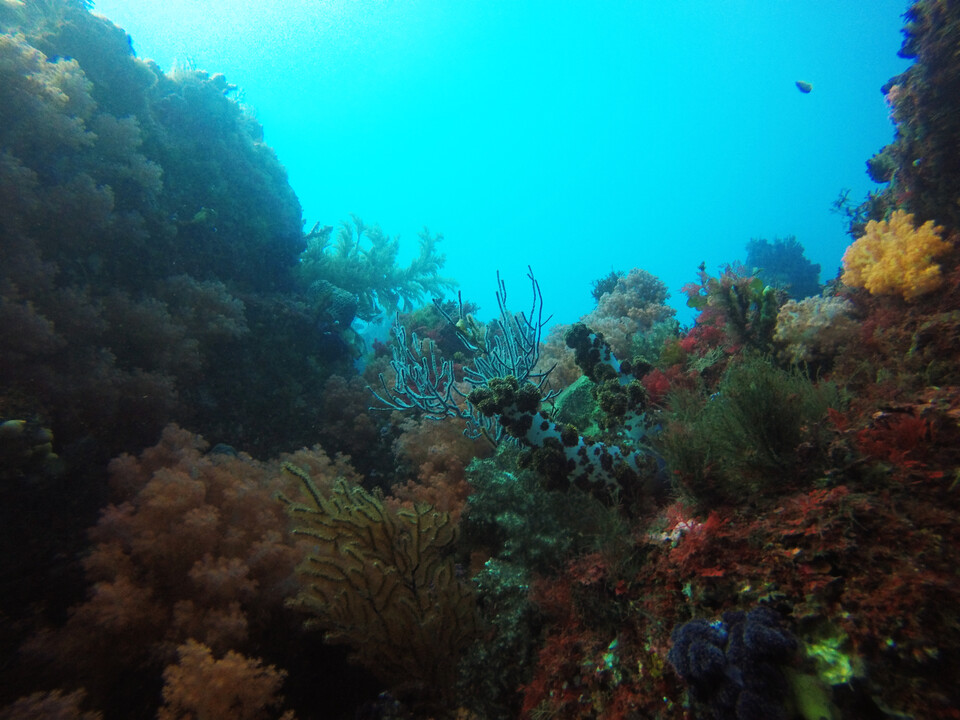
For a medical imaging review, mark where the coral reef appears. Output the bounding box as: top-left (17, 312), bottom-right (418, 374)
top-left (280, 464), bottom-right (479, 710)
top-left (388, 414), bottom-right (490, 522)
top-left (372, 268), bottom-right (554, 444)
top-left (19, 425), bottom-right (347, 712)
top-left (667, 607), bottom-right (797, 720)
top-left (744, 236), bottom-right (821, 300)
top-left (862, 0), bottom-right (960, 232)
top-left (5, 2), bottom-right (960, 720)
top-left (0, 3), bottom-right (307, 462)
top-left (773, 296), bottom-right (859, 368)
top-left (684, 262), bottom-right (784, 353)
top-left (841, 210), bottom-right (951, 301)
top-left (0, 689), bottom-right (102, 720)
top-left (298, 216), bottom-right (456, 322)
top-left (582, 267), bottom-right (677, 361)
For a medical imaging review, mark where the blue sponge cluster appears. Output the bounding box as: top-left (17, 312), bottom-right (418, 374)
top-left (667, 606), bottom-right (797, 720)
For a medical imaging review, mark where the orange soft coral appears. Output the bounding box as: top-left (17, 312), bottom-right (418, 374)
top-left (388, 415), bottom-right (489, 522)
top-left (158, 640), bottom-right (294, 720)
top-left (0, 689), bottom-right (102, 720)
top-left (22, 425), bottom-right (351, 705)
top-left (841, 210), bottom-right (951, 301)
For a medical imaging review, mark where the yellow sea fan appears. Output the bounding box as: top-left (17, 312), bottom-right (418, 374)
top-left (841, 210), bottom-right (951, 301)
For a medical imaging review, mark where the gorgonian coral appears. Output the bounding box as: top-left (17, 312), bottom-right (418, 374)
top-left (841, 210), bottom-right (951, 301)
top-left (280, 466), bottom-right (478, 709)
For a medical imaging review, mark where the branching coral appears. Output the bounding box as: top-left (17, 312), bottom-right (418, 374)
top-left (298, 216), bottom-right (456, 322)
top-left (841, 210), bottom-right (951, 301)
top-left (372, 267), bottom-right (554, 443)
top-left (280, 465), bottom-right (478, 708)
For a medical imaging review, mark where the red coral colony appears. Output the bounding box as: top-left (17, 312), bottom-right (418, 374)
top-left (2, 2), bottom-right (960, 720)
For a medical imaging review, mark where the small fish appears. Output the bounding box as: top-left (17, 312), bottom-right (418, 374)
top-left (795, 80), bottom-right (812, 94)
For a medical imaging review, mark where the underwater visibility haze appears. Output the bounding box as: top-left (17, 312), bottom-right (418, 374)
top-left (89, 0), bottom-right (910, 324)
top-left (4, 1), bottom-right (960, 719)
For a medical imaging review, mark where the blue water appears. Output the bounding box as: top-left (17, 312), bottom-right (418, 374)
top-left (91, 0), bottom-right (911, 325)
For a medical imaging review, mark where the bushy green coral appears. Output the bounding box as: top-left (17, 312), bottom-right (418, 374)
top-left (298, 215), bottom-right (456, 322)
top-left (458, 447), bottom-right (629, 714)
top-left (461, 446), bottom-right (616, 572)
top-left (457, 558), bottom-right (540, 719)
top-left (657, 356), bottom-right (842, 505)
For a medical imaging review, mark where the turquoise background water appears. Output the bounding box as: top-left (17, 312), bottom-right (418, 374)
top-left (91, 0), bottom-right (911, 325)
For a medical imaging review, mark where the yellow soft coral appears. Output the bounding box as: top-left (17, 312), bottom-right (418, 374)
top-left (841, 210), bottom-right (951, 301)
